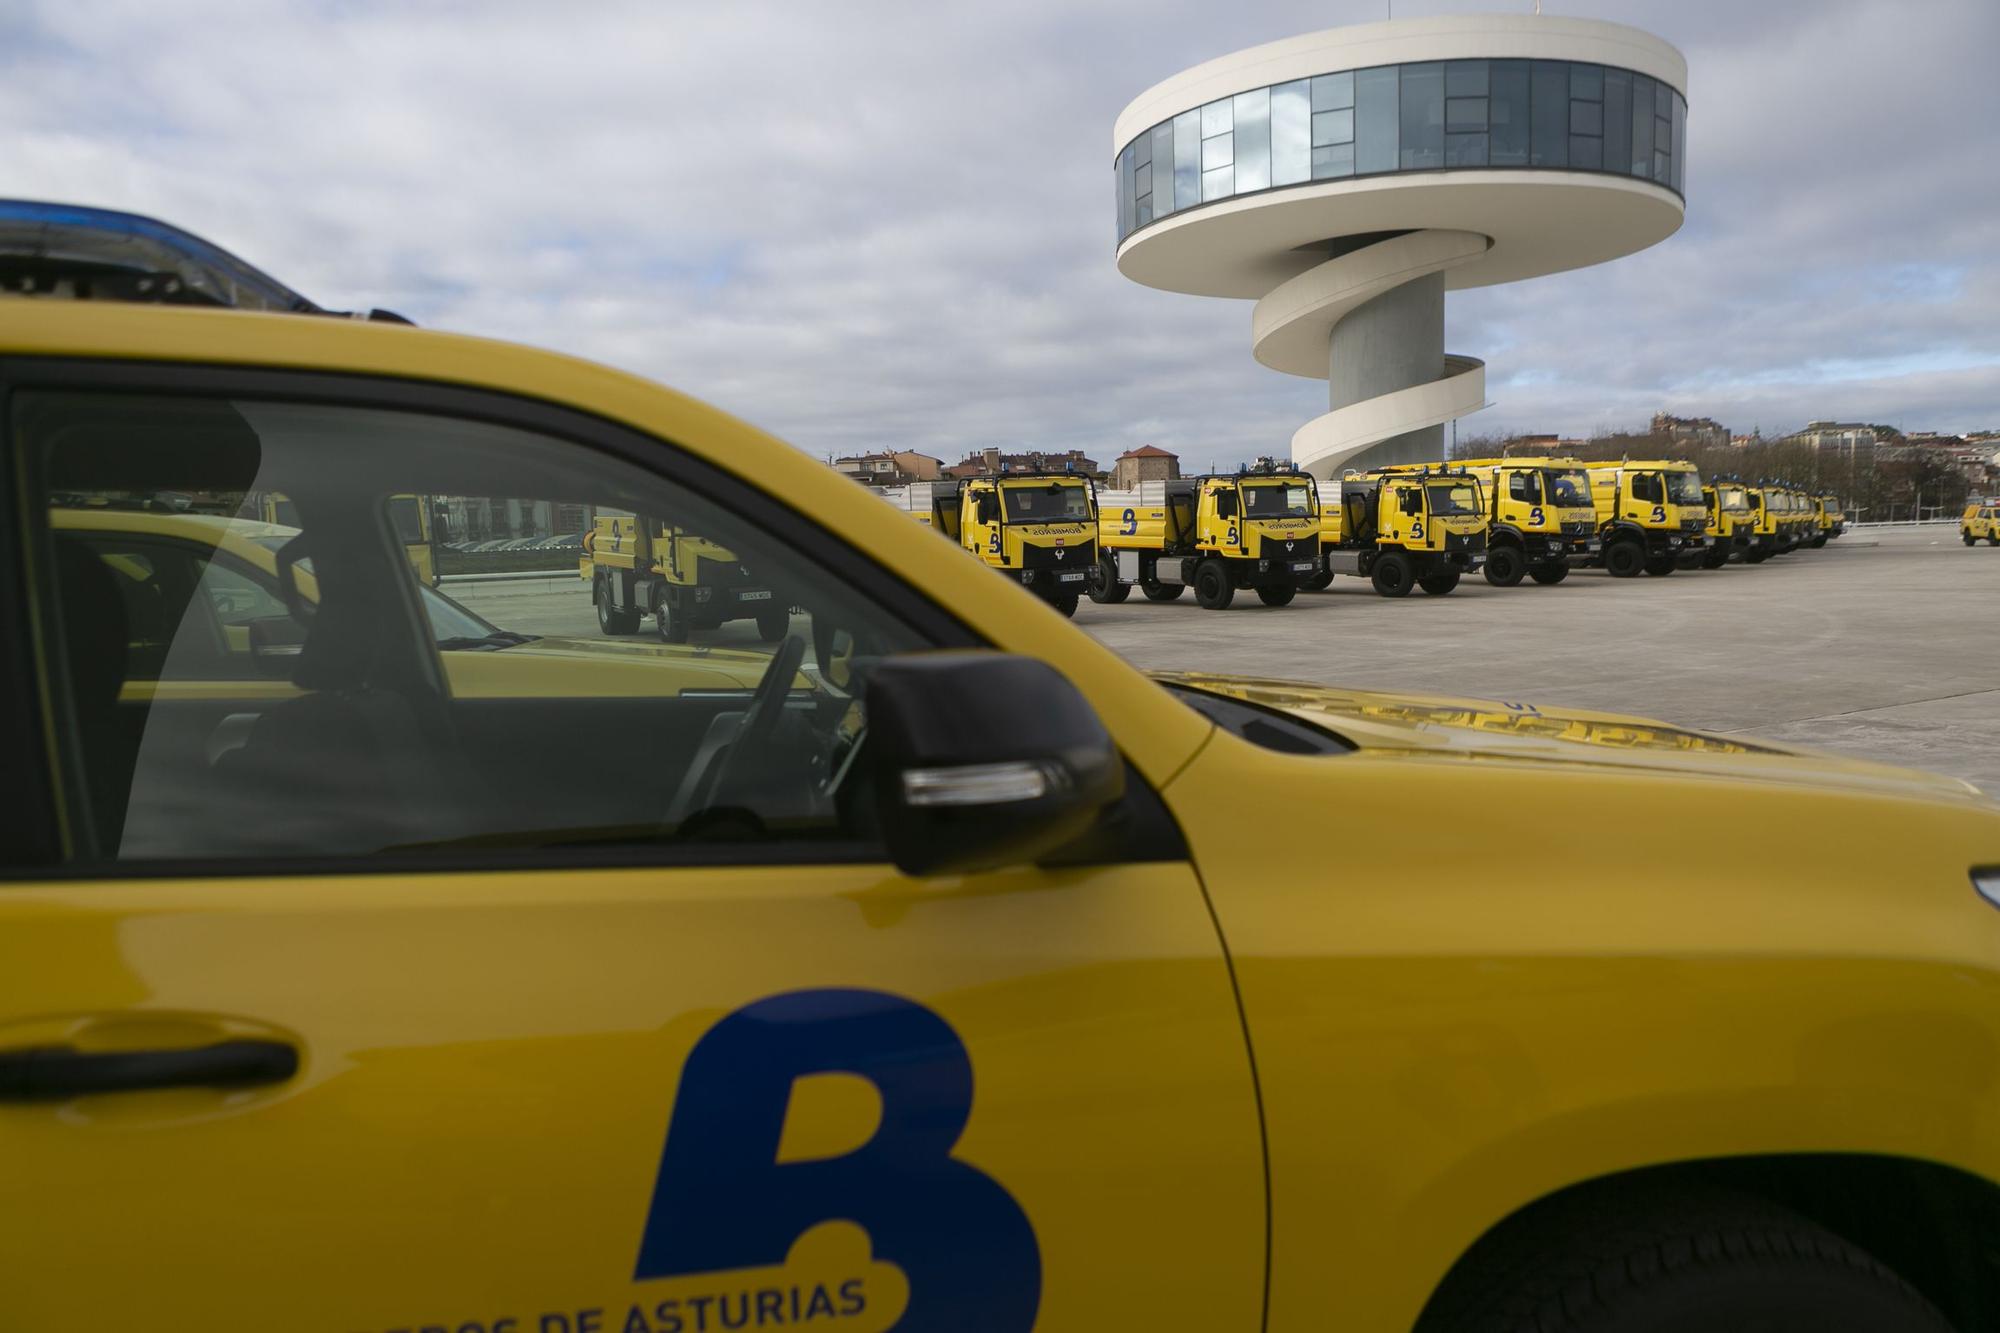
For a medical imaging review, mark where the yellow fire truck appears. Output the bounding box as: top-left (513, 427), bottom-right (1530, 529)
top-left (1326, 466), bottom-right (1487, 597)
top-left (583, 508), bottom-right (787, 643)
top-left (1581, 459), bottom-right (1711, 577)
top-left (1096, 469), bottom-right (1321, 609)
top-left (928, 473), bottom-right (1098, 616)
top-left (1389, 456), bottom-right (1596, 587)
top-left (1699, 478), bottom-right (1757, 569)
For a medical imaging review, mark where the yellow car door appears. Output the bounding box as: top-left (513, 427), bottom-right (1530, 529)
top-left (1, 373), bottom-right (1264, 1332)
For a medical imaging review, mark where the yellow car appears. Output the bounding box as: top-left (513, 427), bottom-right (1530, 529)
top-left (10, 292), bottom-right (2000, 1332)
top-left (1964, 502), bottom-right (1999, 546)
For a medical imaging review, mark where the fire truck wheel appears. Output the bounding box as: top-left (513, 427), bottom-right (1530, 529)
top-left (1643, 558), bottom-right (1677, 576)
top-left (1051, 593), bottom-right (1080, 618)
top-left (1256, 584), bottom-right (1296, 607)
top-left (1418, 570), bottom-right (1461, 596)
top-left (1482, 545), bottom-right (1525, 588)
top-left (1088, 555), bottom-right (1130, 603)
top-left (594, 576), bottom-right (640, 635)
top-left (1302, 568), bottom-right (1334, 591)
top-left (1193, 560), bottom-right (1235, 610)
top-left (1604, 540), bottom-right (1645, 578)
top-left (1141, 578), bottom-right (1184, 601)
top-left (1370, 552), bottom-right (1415, 598)
top-left (1528, 562), bottom-right (1570, 585)
top-left (656, 603), bottom-right (690, 644)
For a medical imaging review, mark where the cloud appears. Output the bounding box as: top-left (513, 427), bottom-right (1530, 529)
top-left (1, 0), bottom-right (1993, 469)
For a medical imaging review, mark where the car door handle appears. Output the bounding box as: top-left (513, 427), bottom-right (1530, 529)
top-left (0, 1039), bottom-right (298, 1101)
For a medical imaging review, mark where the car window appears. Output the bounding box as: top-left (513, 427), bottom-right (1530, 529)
top-left (22, 391), bottom-right (930, 866)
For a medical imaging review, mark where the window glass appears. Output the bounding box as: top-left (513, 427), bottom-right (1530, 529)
top-left (1150, 122), bottom-right (1177, 216)
top-left (1530, 60), bottom-right (1568, 167)
top-left (1311, 71), bottom-right (1354, 111)
top-left (1656, 79), bottom-right (1673, 119)
top-left (1631, 75), bottom-right (1655, 174)
top-left (1570, 136), bottom-right (1602, 169)
top-left (1354, 65), bottom-right (1399, 175)
top-left (1672, 93), bottom-right (1687, 193)
top-left (1630, 472), bottom-right (1664, 503)
top-left (1509, 471), bottom-right (1541, 502)
top-left (1313, 109), bottom-right (1354, 147)
top-left (1446, 97), bottom-right (1487, 133)
top-left (1202, 131), bottom-right (1233, 172)
top-left (1445, 60), bottom-right (1488, 98)
top-left (25, 392), bottom-right (928, 865)
top-left (1201, 164), bottom-right (1233, 201)
top-left (1201, 98), bottom-right (1232, 138)
top-left (1312, 142), bottom-right (1355, 179)
top-left (1445, 133), bottom-right (1488, 167)
top-left (1271, 79), bottom-right (1311, 186)
top-left (1233, 87), bottom-right (1272, 193)
top-left (1603, 69), bottom-right (1631, 180)
top-left (1174, 109), bottom-right (1201, 209)
top-left (1571, 100), bottom-right (1602, 136)
top-left (1569, 63), bottom-right (1603, 101)
top-left (1399, 62), bottom-right (1444, 171)
top-left (1117, 146), bottom-right (1134, 239)
top-left (1490, 60), bottom-right (1530, 166)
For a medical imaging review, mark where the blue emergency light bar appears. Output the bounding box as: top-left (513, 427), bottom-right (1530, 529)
top-left (0, 199), bottom-right (409, 322)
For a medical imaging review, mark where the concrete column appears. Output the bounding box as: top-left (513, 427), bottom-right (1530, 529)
top-left (1328, 269), bottom-right (1445, 464)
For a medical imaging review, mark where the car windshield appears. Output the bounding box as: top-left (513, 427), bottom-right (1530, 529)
top-left (1242, 482), bottom-right (1314, 517)
top-left (1545, 470), bottom-right (1591, 506)
top-left (1000, 482), bottom-right (1092, 522)
top-left (1665, 472), bottom-right (1704, 506)
top-left (1426, 481), bottom-right (1480, 516)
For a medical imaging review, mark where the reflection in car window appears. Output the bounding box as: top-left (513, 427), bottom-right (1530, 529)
top-left (24, 392), bottom-right (928, 865)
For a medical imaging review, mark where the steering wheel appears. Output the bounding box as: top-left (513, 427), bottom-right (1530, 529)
top-left (689, 633), bottom-right (806, 821)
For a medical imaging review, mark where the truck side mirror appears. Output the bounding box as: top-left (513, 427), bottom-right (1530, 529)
top-left (867, 652), bottom-right (1123, 876)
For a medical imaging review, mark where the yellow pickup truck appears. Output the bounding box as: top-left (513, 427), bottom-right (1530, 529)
top-left (9, 202), bottom-right (2000, 1333)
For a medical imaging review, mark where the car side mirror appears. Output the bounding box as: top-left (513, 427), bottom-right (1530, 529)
top-left (247, 616), bottom-right (306, 677)
top-left (866, 652), bottom-right (1123, 876)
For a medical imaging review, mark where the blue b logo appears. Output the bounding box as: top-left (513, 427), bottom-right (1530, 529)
top-left (635, 989), bottom-right (1040, 1331)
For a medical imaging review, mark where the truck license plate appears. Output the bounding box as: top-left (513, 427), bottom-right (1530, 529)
top-left (739, 590), bottom-right (773, 601)
top-left (1290, 561), bottom-right (1315, 572)
top-left (1057, 571), bottom-right (1087, 583)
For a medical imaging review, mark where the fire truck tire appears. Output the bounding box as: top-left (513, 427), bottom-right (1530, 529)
top-left (755, 607), bottom-right (790, 642)
top-left (1371, 553), bottom-right (1415, 598)
top-left (1256, 585), bottom-right (1296, 607)
top-left (1963, 533), bottom-right (1976, 545)
top-left (1604, 539), bottom-right (1645, 578)
top-left (1418, 570), bottom-right (1461, 596)
top-left (595, 576), bottom-right (641, 635)
top-left (1482, 545), bottom-right (1525, 588)
top-left (1303, 568), bottom-right (1334, 592)
top-left (1988, 534), bottom-right (2000, 547)
top-left (1643, 559), bottom-right (1677, 576)
top-left (1701, 545), bottom-right (1729, 569)
top-left (1528, 561), bottom-right (1570, 585)
top-left (1141, 578), bottom-right (1184, 601)
top-left (656, 603), bottom-right (691, 644)
top-left (1051, 593), bottom-right (1079, 618)
top-left (1089, 555), bottom-right (1130, 603)
top-left (1810, 534), bottom-right (1828, 548)
top-left (1193, 560), bottom-right (1235, 610)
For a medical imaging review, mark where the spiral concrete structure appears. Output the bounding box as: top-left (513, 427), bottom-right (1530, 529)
top-left (1113, 15), bottom-right (1687, 477)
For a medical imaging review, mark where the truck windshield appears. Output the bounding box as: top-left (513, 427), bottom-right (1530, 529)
top-left (1719, 486), bottom-right (1748, 509)
top-left (1545, 470), bottom-right (1591, 506)
top-left (1665, 472), bottom-right (1704, 506)
top-left (1000, 483), bottom-right (1092, 522)
top-left (1242, 482), bottom-right (1314, 517)
top-left (1425, 482), bottom-right (1480, 516)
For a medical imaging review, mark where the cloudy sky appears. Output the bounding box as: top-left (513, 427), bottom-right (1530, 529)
top-left (4, 0), bottom-right (1996, 468)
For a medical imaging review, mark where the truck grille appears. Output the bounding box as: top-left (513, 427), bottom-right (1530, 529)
top-left (1020, 539), bottom-right (1095, 571)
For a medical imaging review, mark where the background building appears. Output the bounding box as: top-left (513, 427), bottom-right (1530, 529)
top-left (944, 447), bottom-right (1101, 478)
top-left (1113, 14), bottom-right (1688, 478)
top-left (1652, 413), bottom-right (1730, 450)
top-left (832, 450), bottom-right (941, 487)
top-left (1111, 444), bottom-right (1181, 489)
